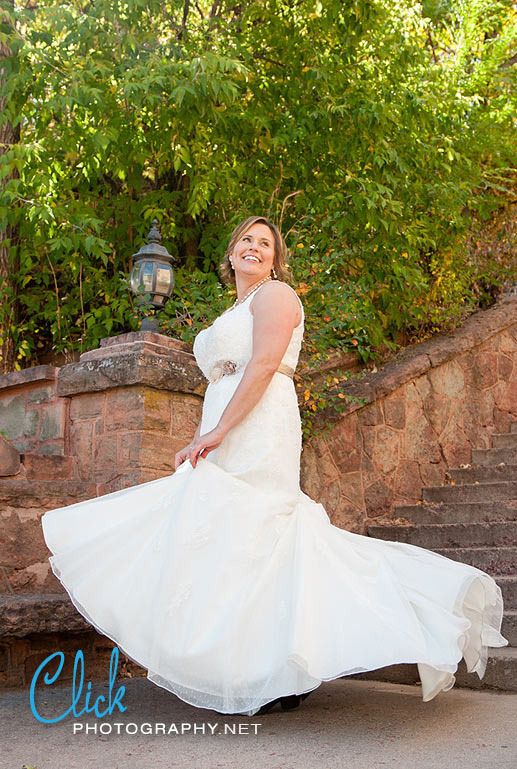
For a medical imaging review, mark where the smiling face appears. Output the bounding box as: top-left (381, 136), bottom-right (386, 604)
top-left (230, 222), bottom-right (276, 280)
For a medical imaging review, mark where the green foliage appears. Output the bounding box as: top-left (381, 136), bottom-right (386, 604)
top-left (0, 0), bottom-right (515, 435)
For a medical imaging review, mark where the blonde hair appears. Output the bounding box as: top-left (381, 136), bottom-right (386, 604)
top-left (219, 215), bottom-right (293, 286)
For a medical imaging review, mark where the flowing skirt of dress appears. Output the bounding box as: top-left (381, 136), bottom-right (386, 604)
top-left (41, 369), bottom-right (509, 716)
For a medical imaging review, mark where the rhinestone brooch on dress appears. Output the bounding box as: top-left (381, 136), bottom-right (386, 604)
top-left (210, 359), bottom-right (238, 384)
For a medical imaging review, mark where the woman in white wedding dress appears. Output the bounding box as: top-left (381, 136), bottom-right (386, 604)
top-left (41, 215), bottom-right (508, 717)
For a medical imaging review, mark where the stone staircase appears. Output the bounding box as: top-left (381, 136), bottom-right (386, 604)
top-left (0, 452), bottom-right (94, 642)
top-left (359, 423), bottom-right (517, 693)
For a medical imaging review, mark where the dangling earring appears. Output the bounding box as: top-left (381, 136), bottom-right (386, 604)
top-left (229, 258), bottom-right (234, 270)
top-left (271, 265), bottom-right (278, 279)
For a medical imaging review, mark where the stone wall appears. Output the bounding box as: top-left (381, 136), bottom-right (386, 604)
top-left (0, 367), bottom-right (68, 456)
top-left (300, 293), bottom-right (517, 534)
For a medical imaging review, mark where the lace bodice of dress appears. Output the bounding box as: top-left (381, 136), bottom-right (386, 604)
top-left (193, 282), bottom-right (304, 384)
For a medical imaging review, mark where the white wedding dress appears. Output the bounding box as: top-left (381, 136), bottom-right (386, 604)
top-left (41, 281), bottom-right (509, 715)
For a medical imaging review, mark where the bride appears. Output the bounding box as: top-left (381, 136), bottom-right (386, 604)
top-left (41, 215), bottom-right (508, 717)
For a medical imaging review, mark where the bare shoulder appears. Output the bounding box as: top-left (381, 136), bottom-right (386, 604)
top-left (249, 281), bottom-right (302, 322)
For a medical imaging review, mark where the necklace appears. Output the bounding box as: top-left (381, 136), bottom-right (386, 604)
top-left (231, 275), bottom-right (272, 310)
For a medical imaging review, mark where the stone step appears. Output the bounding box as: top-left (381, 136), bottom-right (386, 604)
top-left (0, 593), bottom-right (90, 637)
top-left (496, 576), bottom-right (517, 610)
top-left (502, 610), bottom-right (517, 646)
top-left (367, 521), bottom-right (517, 549)
top-left (0, 478), bottom-right (93, 508)
top-left (471, 447), bottom-right (517, 467)
top-left (430, 546), bottom-right (517, 576)
top-left (20, 454), bottom-right (79, 481)
top-left (423, 481), bottom-right (517, 504)
top-left (492, 432), bottom-right (517, 449)
top-left (448, 465), bottom-right (517, 483)
top-left (511, 423), bottom-right (517, 434)
top-left (394, 501), bottom-right (517, 525)
top-left (347, 647), bottom-right (517, 693)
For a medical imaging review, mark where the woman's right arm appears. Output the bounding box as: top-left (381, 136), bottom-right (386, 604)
top-left (174, 422), bottom-right (202, 470)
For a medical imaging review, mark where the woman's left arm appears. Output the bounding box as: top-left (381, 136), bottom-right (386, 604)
top-left (188, 282), bottom-right (300, 468)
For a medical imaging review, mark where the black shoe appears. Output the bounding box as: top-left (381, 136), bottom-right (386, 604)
top-left (256, 696), bottom-right (283, 715)
top-left (280, 694), bottom-right (301, 711)
top-left (256, 690), bottom-right (312, 715)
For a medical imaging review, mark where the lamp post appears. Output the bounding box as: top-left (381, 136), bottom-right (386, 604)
top-left (129, 219), bottom-right (175, 332)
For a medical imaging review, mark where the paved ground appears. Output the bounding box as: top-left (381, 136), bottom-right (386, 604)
top-left (1, 677), bottom-right (516, 769)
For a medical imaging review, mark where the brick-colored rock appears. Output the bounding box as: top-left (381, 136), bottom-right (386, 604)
top-left (0, 509), bottom-right (49, 570)
top-left (383, 394), bottom-right (406, 429)
top-left (339, 471), bottom-right (363, 510)
top-left (0, 594), bottom-right (91, 637)
top-left (419, 460), bottom-right (446, 488)
top-left (332, 433), bottom-right (361, 474)
top-left (40, 403), bottom-right (65, 440)
top-left (118, 432), bottom-right (143, 469)
top-left (170, 393), bottom-right (203, 438)
top-left (331, 504), bottom-right (365, 533)
top-left (0, 437), bottom-right (20, 477)
top-left (22, 409), bottom-right (40, 438)
top-left (300, 443), bottom-right (322, 499)
top-left (414, 375), bottom-right (431, 400)
top-left (26, 385), bottom-right (55, 405)
top-left (0, 394), bottom-right (25, 440)
top-left (357, 403), bottom-right (383, 426)
top-left (23, 454), bottom-right (75, 481)
top-left (494, 376), bottom-right (517, 417)
top-left (423, 392), bottom-right (452, 437)
top-left (105, 387), bottom-right (174, 434)
top-left (498, 354), bottom-right (514, 382)
top-left (393, 460), bottom-right (422, 500)
top-left (317, 479), bottom-right (341, 518)
top-left (404, 393), bottom-right (442, 464)
top-left (142, 388), bottom-right (173, 432)
top-left (440, 416), bottom-right (471, 467)
top-left (38, 442), bottom-right (64, 456)
top-left (93, 433), bottom-right (119, 482)
top-left (365, 480), bottom-right (393, 517)
top-left (70, 392), bottom-right (105, 420)
top-left (374, 425), bottom-right (400, 475)
top-left (359, 425), bottom-right (376, 459)
top-left (69, 421), bottom-right (94, 480)
top-left (428, 361), bottom-right (465, 397)
top-left (140, 432), bottom-right (177, 472)
top-left (58, 350), bottom-right (206, 398)
top-left (104, 388), bottom-right (146, 431)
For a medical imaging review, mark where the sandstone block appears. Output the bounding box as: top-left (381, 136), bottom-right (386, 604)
top-left (357, 403), bottom-right (383, 426)
top-left (0, 394), bottom-right (25, 440)
top-left (497, 354), bottom-right (514, 382)
top-left (40, 403), bottom-right (65, 440)
top-left (383, 395), bottom-right (406, 429)
top-left (339, 471), bottom-right (364, 510)
top-left (365, 479), bottom-right (393, 517)
top-left (373, 425), bottom-right (400, 475)
top-left (423, 392), bottom-right (453, 437)
top-left (404, 407), bottom-right (442, 464)
top-left (393, 460), bottom-right (422, 500)
top-left (93, 434), bottom-right (119, 482)
top-left (419, 460), bottom-right (446, 488)
top-left (26, 385), bottom-right (55, 405)
top-left (0, 437), bottom-right (20, 477)
top-left (70, 392), bottom-right (105, 421)
top-left (22, 409), bottom-right (40, 438)
top-left (428, 361), bottom-right (465, 397)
